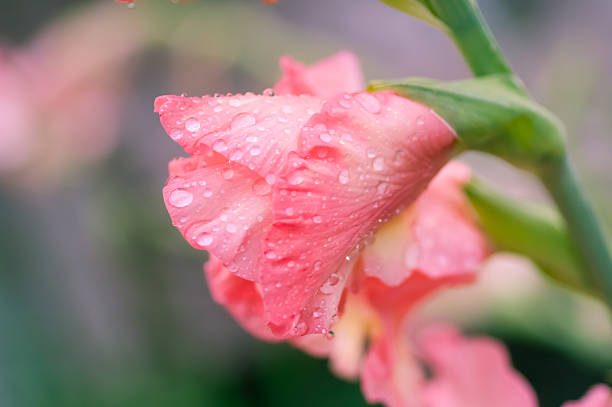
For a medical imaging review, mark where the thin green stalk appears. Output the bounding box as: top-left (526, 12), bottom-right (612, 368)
top-left (541, 157), bottom-right (612, 307)
top-left (429, 0), bottom-right (512, 77)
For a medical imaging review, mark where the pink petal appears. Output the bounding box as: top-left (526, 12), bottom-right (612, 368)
top-left (563, 385), bottom-right (612, 407)
top-left (261, 91), bottom-right (456, 337)
top-left (204, 256), bottom-right (277, 341)
top-left (274, 51), bottom-right (363, 98)
top-left (163, 151), bottom-right (272, 281)
top-left (420, 325), bottom-right (538, 407)
top-left (361, 319), bottom-right (425, 407)
top-left (155, 93), bottom-right (323, 177)
top-left (291, 293), bottom-right (379, 380)
top-left (361, 162), bottom-right (487, 286)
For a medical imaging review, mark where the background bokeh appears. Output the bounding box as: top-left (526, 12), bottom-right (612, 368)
top-left (1, 1), bottom-right (611, 406)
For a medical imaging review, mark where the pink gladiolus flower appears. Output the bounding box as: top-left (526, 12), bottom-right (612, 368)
top-left (157, 51), bottom-right (466, 338)
top-left (563, 385), bottom-right (612, 407)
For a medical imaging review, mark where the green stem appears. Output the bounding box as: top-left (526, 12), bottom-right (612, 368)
top-left (429, 0), bottom-right (512, 77)
top-left (541, 157), bottom-right (612, 307)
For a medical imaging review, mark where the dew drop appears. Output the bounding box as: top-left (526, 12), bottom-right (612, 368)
top-left (213, 140), bottom-right (228, 152)
top-left (285, 207), bottom-right (295, 216)
top-left (196, 233), bottom-right (213, 247)
top-left (319, 133), bottom-right (332, 143)
top-left (320, 273), bottom-right (341, 294)
top-left (230, 149), bottom-right (244, 161)
top-left (355, 93), bottom-right (381, 114)
top-left (226, 224), bottom-right (237, 233)
top-left (313, 216), bottom-right (323, 224)
top-left (253, 179), bottom-right (271, 195)
top-left (266, 251), bottom-right (277, 260)
top-left (185, 119), bottom-right (200, 132)
top-left (394, 150), bottom-right (407, 165)
top-left (222, 169), bottom-right (234, 179)
top-left (373, 156), bottom-right (384, 171)
top-left (250, 147), bottom-right (262, 156)
top-left (169, 189), bottom-right (193, 207)
top-left (338, 99), bottom-right (351, 109)
top-left (265, 174), bottom-right (276, 185)
top-left (170, 129), bottom-right (183, 140)
top-left (288, 172), bottom-right (304, 185)
top-left (231, 113), bottom-right (256, 130)
top-left (203, 189), bottom-right (213, 198)
top-left (338, 170), bottom-right (349, 184)
top-left (229, 99), bottom-right (241, 107)
top-left (377, 182), bottom-right (388, 194)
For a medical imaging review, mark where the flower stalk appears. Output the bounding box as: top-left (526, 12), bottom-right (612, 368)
top-left (427, 0), bottom-right (512, 77)
top-left (540, 157), bottom-right (612, 308)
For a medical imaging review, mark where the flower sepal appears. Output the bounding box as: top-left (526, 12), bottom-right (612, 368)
top-left (369, 74), bottom-right (566, 175)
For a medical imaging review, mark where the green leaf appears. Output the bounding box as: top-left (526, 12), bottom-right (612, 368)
top-left (463, 178), bottom-right (595, 298)
top-left (368, 74), bottom-right (566, 174)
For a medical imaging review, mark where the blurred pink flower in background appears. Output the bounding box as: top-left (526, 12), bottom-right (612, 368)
top-left (563, 385), bottom-right (612, 407)
top-left (0, 4), bottom-right (146, 187)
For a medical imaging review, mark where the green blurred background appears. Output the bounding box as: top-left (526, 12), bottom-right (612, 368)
top-left (1, 0), bottom-right (611, 406)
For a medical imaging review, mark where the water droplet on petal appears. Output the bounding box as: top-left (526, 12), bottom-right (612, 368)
top-left (320, 273), bottom-right (341, 294)
top-left (229, 99), bottom-right (241, 107)
top-left (338, 99), bottom-right (351, 109)
top-left (253, 179), bottom-right (271, 195)
top-left (394, 150), bottom-right (407, 165)
top-left (313, 216), bottom-right (323, 224)
top-left (355, 93), bottom-right (381, 114)
top-left (170, 129), bottom-right (183, 140)
top-left (285, 207), bottom-right (295, 216)
top-left (213, 140), bottom-right (228, 152)
top-left (265, 174), bottom-right (276, 185)
top-left (169, 189), bottom-right (193, 207)
top-left (266, 251), bottom-right (277, 260)
top-left (226, 224), bottom-right (237, 233)
top-left (196, 233), bottom-right (213, 247)
top-left (319, 133), bottom-right (332, 143)
top-left (230, 149), bottom-right (244, 161)
top-left (250, 147), bottom-right (261, 156)
top-left (377, 182), bottom-right (388, 194)
top-left (231, 113), bottom-right (256, 130)
top-left (288, 172), bottom-right (304, 185)
top-left (222, 169), bottom-right (234, 179)
top-left (185, 119), bottom-right (200, 132)
top-left (373, 156), bottom-right (384, 171)
top-left (338, 170), bottom-right (349, 184)
top-left (203, 189), bottom-right (213, 198)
